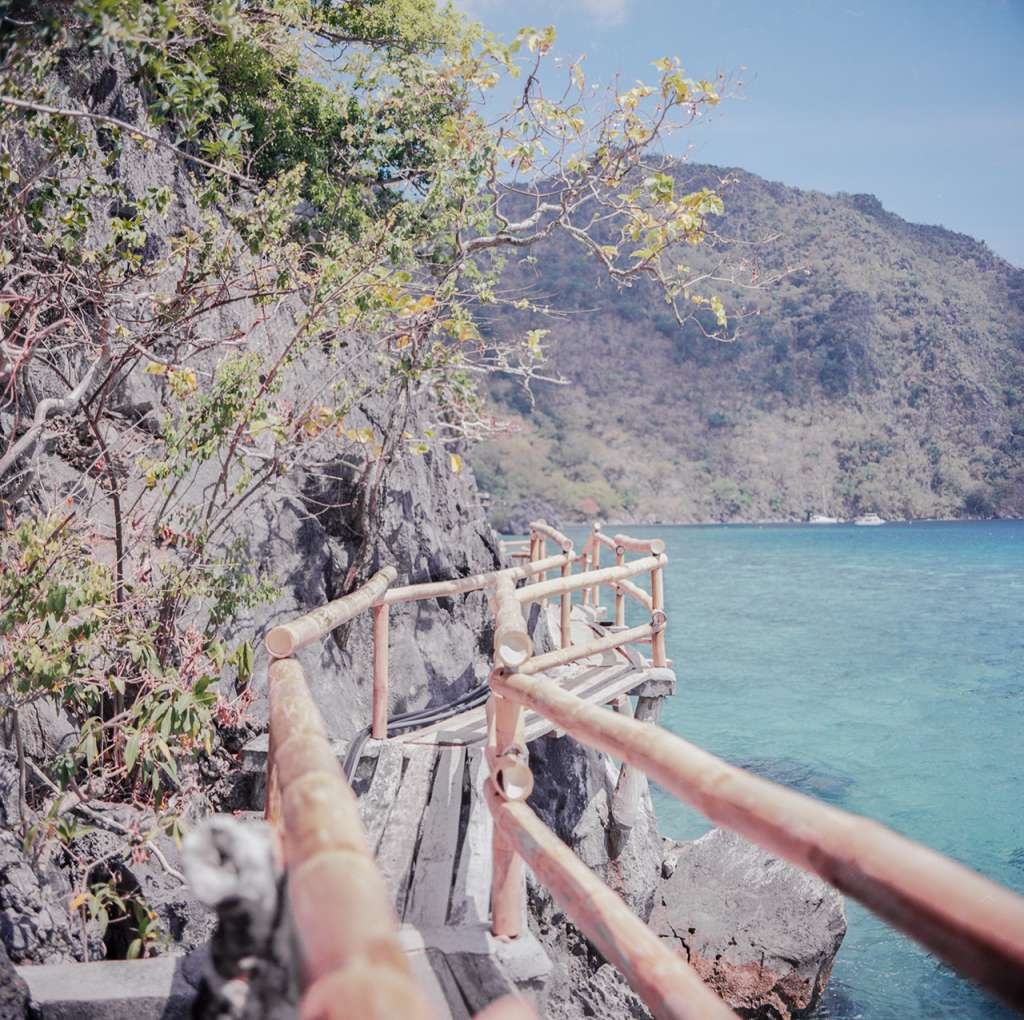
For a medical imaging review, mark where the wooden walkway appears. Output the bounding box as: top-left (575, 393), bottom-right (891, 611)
top-left (394, 606), bottom-right (655, 747)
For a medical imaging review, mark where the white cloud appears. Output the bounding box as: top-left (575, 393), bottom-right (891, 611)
top-left (579, 0), bottom-right (630, 25)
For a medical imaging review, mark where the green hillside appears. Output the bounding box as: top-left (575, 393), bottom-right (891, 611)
top-left (475, 164), bottom-right (1024, 524)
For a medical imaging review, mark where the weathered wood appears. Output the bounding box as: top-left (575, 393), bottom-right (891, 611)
top-left (559, 559), bottom-right (572, 649)
top-left (515, 554), bottom-right (667, 605)
top-left (394, 663), bottom-right (647, 747)
top-left (484, 783), bottom-right (737, 1020)
top-left (449, 750), bottom-right (493, 927)
top-left (376, 746), bottom-right (439, 916)
top-left (360, 742), bottom-right (405, 854)
top-left (406, 746), bottom-right (467, 927)
top-left (491, 670), bottom-right (1024, 1011)
top-left (266, 566), bottom-right (397, 658)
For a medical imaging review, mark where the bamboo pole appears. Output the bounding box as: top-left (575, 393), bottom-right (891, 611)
top-left (491, 574), bottom-right (533, 668)
top-left (613, 534), bottom-right (667, 555)
top-left (516, 554), bottom-right (667, 605)
top-left (266, 658), bottom-right (433, 1019)
top-left (371, 604), bottom-right (390, 740)
top-left (650, 566), bottom-right (667, 668)
top-left (487, 690), bottom-right (529, 938)
top-left (380, 552), bottom-right (573, 606)
top-left (484, 782), bottom-right (738, 1020)
top-left (490, 670), bottom-right (1024, 1010)
top-left (528, 519), bottom-right (574, 552)
top-left (591, 530), bottom-right (601, 611)
top-left (519, 623), bottom-right (654, 675)
top-left (559, 558), bottom-right (572, 649)
top-left (266, 566), bottom-right (398, 658)
top-left (614, 575), bottom-right (654, 610)
top-left (614, 548), bottom-right (626, 626)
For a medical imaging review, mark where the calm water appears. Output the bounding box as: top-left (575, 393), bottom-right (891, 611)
top-left (565, 520), bottom-right (1023, 1019)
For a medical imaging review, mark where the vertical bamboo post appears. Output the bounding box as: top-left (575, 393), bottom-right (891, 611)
top-left (265, 729), bottom-right (282, 826)
top-left (560, 557), bottom-right (572, 649)
top-left (591, 536), bottom-right (601, 611)
top-left (539, 537), bottom-right (548, 611)
top-left (371, 603), bottom-right (390, 739)
top-left (615, 546), bottom-right (626, 627)
top-left (489, 685), bottom-right (526, 938)
top-left (651, 566), bottom-right (667, 667)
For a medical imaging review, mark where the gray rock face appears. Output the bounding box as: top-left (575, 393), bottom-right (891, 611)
top-left (488, 498), bottom-right (562, 536)
top-left (527, 732), bottom-right (662, 919)
top-left (0, 940), bottom-right (28, 1020)
top-left (0, 829), bottom-right (91, 964)
top-left (651, 829), bottom-right (847, 1019)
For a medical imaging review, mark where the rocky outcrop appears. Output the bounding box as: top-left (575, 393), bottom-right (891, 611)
top-left (488, 498), bottom-right (561, 536)
top-left (652, 829), bottom-right (846, 1019)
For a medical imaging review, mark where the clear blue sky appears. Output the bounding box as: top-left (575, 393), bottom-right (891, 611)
top-left (459, 0), bottom-right (1024, 266)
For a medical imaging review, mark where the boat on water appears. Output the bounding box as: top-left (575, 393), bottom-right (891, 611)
top-left (854, 512), bottom-right (886, 526)
top-left (808, 513), bottom-right (840, 524)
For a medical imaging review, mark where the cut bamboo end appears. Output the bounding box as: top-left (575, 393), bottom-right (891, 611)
top-left (613, 534), bottom-right (666, 555)
top-left (494, 627), bottom-right (532, 668)
top-left (266, 626), bottom-right (295, 659)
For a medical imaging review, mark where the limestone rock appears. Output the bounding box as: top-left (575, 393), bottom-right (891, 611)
top-left (650, 828), bottom-right (846, 1019)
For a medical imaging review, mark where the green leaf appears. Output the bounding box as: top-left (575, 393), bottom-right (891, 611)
top-left (125, 731), bottom-right (141, 772)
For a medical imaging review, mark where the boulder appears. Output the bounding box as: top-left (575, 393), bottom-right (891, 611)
top-left (651, 829), bottom-right (846, 1019)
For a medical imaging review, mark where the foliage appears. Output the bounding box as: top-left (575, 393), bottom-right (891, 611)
top-left (481, 167), bottom-right (1024, 523)
top-left (0, 0), bottom-right (745, 956)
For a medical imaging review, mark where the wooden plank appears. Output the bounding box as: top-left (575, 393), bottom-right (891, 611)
top-left (394, 664), bottom-right (651, 748)
top-left (359, 741), bottom-right (405, 854)
top-left (375, 746), bottom-right (438, 914)
top-left (448, 749), bottom-right (493, 927)
top-left (405, 745), bottom-right (467, 926)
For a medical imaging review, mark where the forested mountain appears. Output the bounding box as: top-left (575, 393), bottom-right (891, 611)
top-left (476, 164), bottom-right (1024, 523)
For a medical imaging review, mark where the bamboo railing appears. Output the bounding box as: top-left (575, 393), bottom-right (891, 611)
top-left (262, 520), bottom-right (1024, 1018)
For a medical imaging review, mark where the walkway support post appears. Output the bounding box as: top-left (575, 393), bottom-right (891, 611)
top-left (614, 545), bottom-right (625, 627)
top-left (487, 674), bottom-right (529, 940)
top-left (371, 604), bottom-right (390, 739)
top-left (651, 565), bottom-right (667, 667)
top-left (559, 557), bottom-right (572, 649)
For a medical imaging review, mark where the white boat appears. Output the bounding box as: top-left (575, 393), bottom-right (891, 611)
top-left (854, 513), bottom-right (885, 526)
top-left (808, 514), bottom-right (840, 524)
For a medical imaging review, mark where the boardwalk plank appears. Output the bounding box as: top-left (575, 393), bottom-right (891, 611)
top-left (405, 745), bottom-right (467, 926)
top-left (376, 746), bottom-right (438, 914)
top-left (359, 741), bottom-right (405, 854)
top-left (448, 748), bottom-right (492, 927)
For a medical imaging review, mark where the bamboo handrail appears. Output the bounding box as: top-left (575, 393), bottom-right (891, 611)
top-left (266, 657), bottom-right (433, 1019)
top-left (379, 553), bottom-right (573, 606)
top-left (515, 554), bottom-right (667, 604)
top-left (490, 670), bottom-right (1024, 1010)
top-left (528, 519), bottom-right (574, 552)
top-left (593, 531), bottom-right (619, 552)
top-left (266, 566), bottom-right (398, 658)
top-left (484, 781), bottom-right (738, 1020)
top-left (613, 578), bottom-right (653, 611)
top-left (613, 534), bottom-right (666, 555)
top-left (518, 622), bottom-right (653, 675)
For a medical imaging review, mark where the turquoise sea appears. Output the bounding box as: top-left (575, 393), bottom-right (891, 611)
top-left (565, 520), bottom-right (1023, 1019)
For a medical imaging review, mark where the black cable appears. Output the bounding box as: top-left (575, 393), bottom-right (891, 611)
top-left (342, 680), bottom-right (491, 779)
